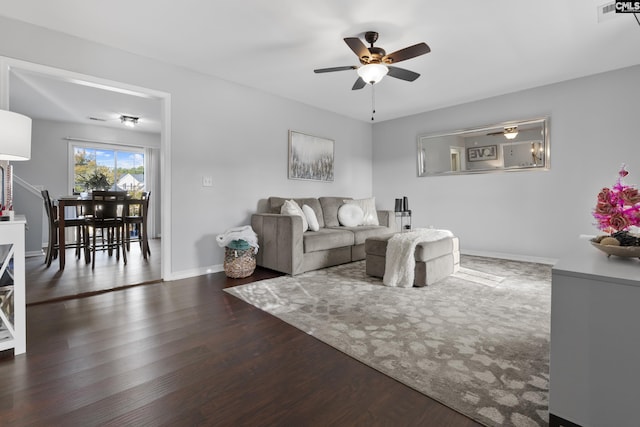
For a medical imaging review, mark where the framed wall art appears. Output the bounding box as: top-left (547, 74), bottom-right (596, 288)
top-left (467, 145), bottom-right (497, 162)
top-left (288, 130), bottom-right (334, 182)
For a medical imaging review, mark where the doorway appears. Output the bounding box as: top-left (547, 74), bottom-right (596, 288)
top-left (0, 57), bottom-right (171, 303)
top-left (450, 146), bottom-right (463, 172)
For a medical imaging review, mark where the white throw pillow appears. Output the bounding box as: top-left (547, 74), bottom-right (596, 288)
top-left (281, 199), bottom-right (308, 232)
top-left (344, 197), bottom-right (379, 226)
top-left (302, 204), bottom-right (320, 231)
top-left (337, 203), bottom-right (364, 227)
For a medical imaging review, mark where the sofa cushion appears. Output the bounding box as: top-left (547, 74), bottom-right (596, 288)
top-left (414, 236), bottom-right (460, 262)
top-left (303, 228), bottom-right (355, 253)
top-left (269, 197), bottom-right (325, 228)
top-left (343, 197), bottom-right (379, 226)
top-left (337, 203), bottom-right (364, 227)
top-left (364, 234), bottom-right (393, 256)
top-left (319, 196), bottom-right (353, 227)
top-left (364, 232), bottom-right (459, 262)
top-left (333, 226), bottom-right (394, 245)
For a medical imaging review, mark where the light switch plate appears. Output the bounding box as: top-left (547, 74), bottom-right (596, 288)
top-left (202, 176), bottom-right (213, 187)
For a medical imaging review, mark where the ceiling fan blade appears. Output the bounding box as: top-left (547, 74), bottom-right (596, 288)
top-left (387, 66), bottom-right (420, 82)
top-left (314, 66), bottom-right (357, 73)
top-left (352, 77), bottom-right (366, 90)
top-left (383, 42), bottom-right (430, 64)
top-left (344, 37), bottom-right (371, 60)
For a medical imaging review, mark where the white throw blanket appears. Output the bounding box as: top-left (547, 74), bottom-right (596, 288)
top-left (383, 228), bottom-right (453, 288)
top-left (216, 225), bottom-right (259, 253)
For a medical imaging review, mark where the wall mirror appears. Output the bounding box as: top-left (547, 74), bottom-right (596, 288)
top-left (0, 162), bottom-right (4, 208)
top-left (417, 117), bottom-right (549, 176)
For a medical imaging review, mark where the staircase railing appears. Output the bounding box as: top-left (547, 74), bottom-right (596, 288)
top-left (13, 174), bottom-right (45, 257)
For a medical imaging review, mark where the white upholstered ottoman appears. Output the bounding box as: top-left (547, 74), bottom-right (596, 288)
top-left (364, 232), bottom-right (460, 286)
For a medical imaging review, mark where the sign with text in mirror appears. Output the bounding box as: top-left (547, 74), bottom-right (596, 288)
top-left (417, 117), bottom-right (549, 176)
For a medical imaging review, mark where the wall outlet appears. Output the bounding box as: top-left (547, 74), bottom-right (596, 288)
top-left (202, 176), bottom-right (213, 187)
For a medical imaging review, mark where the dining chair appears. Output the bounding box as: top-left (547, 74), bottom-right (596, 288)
top-left (41, 189), bottom-right (88, 267)
top-left (123, 191), bottom-right (151, 259)
top-left (85, 190), bottom-right (127, 269)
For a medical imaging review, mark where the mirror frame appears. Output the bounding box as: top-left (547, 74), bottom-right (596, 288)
top-left (417, 117), bottom-right (550, 176)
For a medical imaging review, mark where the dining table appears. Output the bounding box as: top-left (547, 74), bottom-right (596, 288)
top-left (56, 195), bottom-right (148, 270)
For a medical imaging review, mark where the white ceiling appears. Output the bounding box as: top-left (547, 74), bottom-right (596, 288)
top-left (1, 0), bottom-right (639, 126)
top-left (9, 69), bottom-right (162, 133)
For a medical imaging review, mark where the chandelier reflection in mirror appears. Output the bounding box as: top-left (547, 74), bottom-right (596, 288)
top-left (417, 117), bottom-right (549, 177)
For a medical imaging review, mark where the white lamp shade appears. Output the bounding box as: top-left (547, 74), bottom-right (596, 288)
top-left (357, 64), bottom-right (389, 84)
top-left (0, 110), bottom-right (32, 161)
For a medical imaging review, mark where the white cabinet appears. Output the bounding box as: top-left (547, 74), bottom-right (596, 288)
top-left (0, 216), bottom-right (26, 355)
top-left (550, 242), bottom-right (640, 427)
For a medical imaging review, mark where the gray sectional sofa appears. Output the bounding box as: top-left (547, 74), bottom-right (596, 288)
top-left (251, 196), bottom-right (398, 275)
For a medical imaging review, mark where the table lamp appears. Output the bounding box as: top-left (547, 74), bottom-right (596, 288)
top-left (0, 110), bottom-right (32, 219)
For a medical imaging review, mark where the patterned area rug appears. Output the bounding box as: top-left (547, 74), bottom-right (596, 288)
top-left (225, 256), bottom-right (551, 426)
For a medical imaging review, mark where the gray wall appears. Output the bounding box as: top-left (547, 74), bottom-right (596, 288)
top-left (373, 65), bottom-right (640, 262)
top-left (13, 182), bottom-right (43, 256)
top-left (0, 16), bottom-right (373, 278)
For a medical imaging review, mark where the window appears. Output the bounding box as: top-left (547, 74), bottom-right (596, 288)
top-left (72, 144), bottom-right (145, 195)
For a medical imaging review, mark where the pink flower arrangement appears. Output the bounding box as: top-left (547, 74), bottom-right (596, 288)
top-left (593, 165), bottom-right (640, 233)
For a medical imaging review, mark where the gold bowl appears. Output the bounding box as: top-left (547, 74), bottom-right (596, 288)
top-left (590, 239), bottom-right (640, 258)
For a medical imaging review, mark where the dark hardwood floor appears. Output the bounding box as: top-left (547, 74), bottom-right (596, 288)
top-left (26, 238), bottom-right (161, 305)
top-left (1, 265), bottom-right (481, 426)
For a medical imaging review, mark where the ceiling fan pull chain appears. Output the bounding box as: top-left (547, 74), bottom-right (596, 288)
top-left (371, 85), bottom-right (376, 121)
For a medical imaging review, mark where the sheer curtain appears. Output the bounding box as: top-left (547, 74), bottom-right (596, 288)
top-left (145, 147), bottom-right (161, 239)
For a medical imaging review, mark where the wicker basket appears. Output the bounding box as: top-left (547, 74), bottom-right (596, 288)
top-left (224, 246), bottom-right (256, 278)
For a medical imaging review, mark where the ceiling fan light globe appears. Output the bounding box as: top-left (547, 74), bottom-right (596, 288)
top-left (504, 126), bottom-right (518, 139)
top-left (357, 64), bottom-right (389, 85)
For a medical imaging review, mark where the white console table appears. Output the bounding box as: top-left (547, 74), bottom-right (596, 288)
top-left (0, 216), bottom-right (26, 355)
top-left (550, 242), bottom-right (640, 427)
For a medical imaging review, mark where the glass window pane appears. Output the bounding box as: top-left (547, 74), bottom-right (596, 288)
top-left (116, 151), bottom-right (145, 194)
top-left (72, 144), bottom-right (144, 195)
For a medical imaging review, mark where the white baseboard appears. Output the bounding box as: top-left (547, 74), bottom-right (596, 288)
top-left (165, 263), bottom-right (224, 281)
top-left (461, 249), bottom-right (557, 265)
top-left (166, 251), bottom-right (557, 281)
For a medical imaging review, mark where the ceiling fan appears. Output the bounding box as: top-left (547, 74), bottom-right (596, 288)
top-left (314, 31), bottom-right (430, 90)
top-left (487, 126), bottom-right (519, 140)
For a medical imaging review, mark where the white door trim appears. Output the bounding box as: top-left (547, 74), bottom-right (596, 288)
top-left (0, 56), bottom-right (172, 280)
